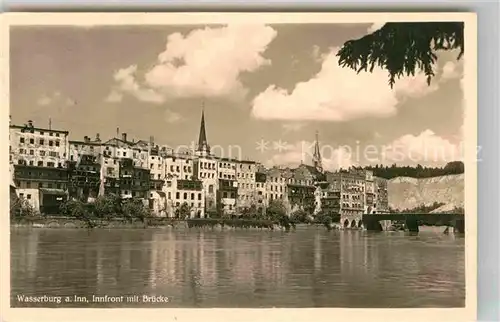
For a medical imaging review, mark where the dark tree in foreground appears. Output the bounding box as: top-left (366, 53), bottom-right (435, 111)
top-left (337, 22), bottom-right (464, 87)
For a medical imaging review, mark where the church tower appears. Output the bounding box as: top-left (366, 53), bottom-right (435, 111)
top-left (195, 104), bottom-right (210, 157)
top-left (312, 130), bottom-right (323, 173)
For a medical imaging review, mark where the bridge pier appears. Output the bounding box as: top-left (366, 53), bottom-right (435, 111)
top-left (405, 217), bottom-right (419, 233)
top-left (453, 218), bottom-right (465, 234)
top-left (364, 219), bottom-right (383, 232)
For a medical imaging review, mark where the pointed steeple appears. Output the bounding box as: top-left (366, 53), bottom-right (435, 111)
top-left (313, 130), bottom-right (323, 173)
top-left (196, 101), bottom-right (210, 156)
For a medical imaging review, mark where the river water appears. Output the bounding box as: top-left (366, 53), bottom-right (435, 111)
top-left (10, 226), bottom-right (465, 308)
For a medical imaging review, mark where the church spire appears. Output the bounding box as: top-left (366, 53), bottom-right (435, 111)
top-left (313, 130), bottom-right (323, 172)
top-left (196, 101), bottom-right (210, 156)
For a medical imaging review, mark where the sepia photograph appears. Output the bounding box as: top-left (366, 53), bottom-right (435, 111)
top-left (1, 12), bottom-right (477, 322)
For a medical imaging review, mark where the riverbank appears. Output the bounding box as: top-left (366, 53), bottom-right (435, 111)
top-left (10, 216), bottom-right (303, 230)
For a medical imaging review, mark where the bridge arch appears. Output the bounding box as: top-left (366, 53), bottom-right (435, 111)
top-left (350, 220), bottom-right (357, 228)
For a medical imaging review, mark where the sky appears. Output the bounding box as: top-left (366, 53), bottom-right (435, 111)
top-left (10, 23), bottom-right (465, 170)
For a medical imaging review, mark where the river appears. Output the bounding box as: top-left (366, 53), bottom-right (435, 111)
top-left (10, 226), bottom-right (465, 308)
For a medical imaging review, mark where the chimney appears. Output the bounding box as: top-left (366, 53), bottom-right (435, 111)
top-left (122, 133), bottom-right (127, 142)
top-left (84, 136), bottom-right (90, 143)
top-left (27, 120), bottom-right (33, 128)
top-left (149, 135), bottom-right (154, 146)
top-left (95, 133), bottom-right (101, 142)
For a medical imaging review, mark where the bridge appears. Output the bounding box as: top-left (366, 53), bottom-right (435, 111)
top-left (361, 213), bottom-right (465, 233)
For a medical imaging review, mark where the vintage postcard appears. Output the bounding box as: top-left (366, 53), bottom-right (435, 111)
top-left (1, 12), bottom-right (477, 322)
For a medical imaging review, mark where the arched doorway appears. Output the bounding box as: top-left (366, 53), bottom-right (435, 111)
top-left (350, 220), bottom-right (357, 228)
top-left (343, 219), bottom-right (350, 228)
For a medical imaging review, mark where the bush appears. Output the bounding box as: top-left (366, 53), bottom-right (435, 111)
top-left (10, 196), bottom-right (37, 220)
top-left (122, 197), bottom-right (150, 222)
top-left (94, 194), bottom-right (122, 219)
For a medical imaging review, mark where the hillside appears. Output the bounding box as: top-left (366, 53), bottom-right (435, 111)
top-left (387, 174), bottom-right (464, 211)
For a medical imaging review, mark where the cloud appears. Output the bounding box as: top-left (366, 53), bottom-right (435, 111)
top-left (381, 130), bottom-right (463, 166)
top-left (105, 90), bottom-right (123, 103)
top-left (107, 65), bottom-right (165, 103)
top-left (251, 48), bottom-right (439, 122)
top-left (107, 25), bottom-right (277, 103)
top-left (36, 91), bottom-right (75, 107)
top-left (282, 122), bottom-right (307, 132)
top-left (37, 95), bottom-right (52, 106)
top-left (165, 110), bottom-right (183, 123)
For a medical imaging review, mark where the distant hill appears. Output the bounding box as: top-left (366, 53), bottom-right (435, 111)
top-left (387, 174), bottom-right (464, 211)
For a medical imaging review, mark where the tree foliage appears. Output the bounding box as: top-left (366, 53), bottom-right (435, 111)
top-left (175, 202), bottom-right (192, 220)
top-left (10, 196), bottom-right (37, 220)
top-left (359, 161), bottom-right (464, 179)
top-left (122, 198), bottom-right (150, 222)
top-left (93, 194), bottom-right (122, 219)
top-left (337, 22), bottom-right (464, 87)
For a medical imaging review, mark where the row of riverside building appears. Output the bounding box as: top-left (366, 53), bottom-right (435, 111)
top-left (9, 112), bottom-right (389, 226)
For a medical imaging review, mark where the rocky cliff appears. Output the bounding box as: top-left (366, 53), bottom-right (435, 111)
top-left (387, 174), bottom-right (464, 211)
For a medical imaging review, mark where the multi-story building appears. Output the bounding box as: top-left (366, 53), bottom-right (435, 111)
top-left (236, 160), bottom-right (257, 210)
top-left (165, 154), bottom-right (193, 180)
top-left (10, 120), bottom-right (69, 168)
top-left (67, 154), bottom-right (101, 202)
top-left (118, 158), bottom-right (150, 199)
top-left (265, 167), bottom-right (290, 211)
top-left (255, 171), bottom-right (267, 210)
top-left (217, 178), bottom-right (238, 215)
top-left (171, 178), bottom-right (205, 218)
top-left (13, 164), bottom-right (69, 214)
top-left (68, 134), bottom-right (102, 161)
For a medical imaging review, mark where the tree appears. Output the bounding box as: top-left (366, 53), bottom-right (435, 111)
top-left (122, 197), bottom-right (150, 222)
top-left (10, 196), bottom-right (37, 220)
top-left (175, 202), bottom-right (192, 220)
top-left (337, 22), bottom-right (464, 87)
top-left (93, 194), bottom-right (122, 219)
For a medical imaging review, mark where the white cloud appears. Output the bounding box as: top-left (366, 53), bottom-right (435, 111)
top-left (165, 110), bottom-right (183, 123)
top-left (36, 91), bottom-right (74, 107)
top-left (381, 130), bottom-right (463, 166)
top-left (107, 25), bottom-right (277, 103)
top-left (108, 65), bottom-right (165, 103)
top-left (282, 122), bottom-right (306, 132)
top-left (105, 90), bottom-right (123, 103)
top-left (37, 95), bottom-right (52, 106)
top-left (251, 48), bottom-right (438, 122)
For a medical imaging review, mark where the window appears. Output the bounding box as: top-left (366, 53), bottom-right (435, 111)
top-left (198, 193), bottom-right (201, 200)
top-left (56, 133), bottom-right (60, 137)
top-left (19, 193), bottom-right (24, 198)
top-left (38, 161), bottom-right (43, 166)
top-left (49, 140), bottom-right (53, 146)
top-left (209, 185), bottom-right (214, 193)
top-left (183, 192), bottom-right (187, 199)
top-left (176, 192), bottom-right (180, 199)
top-left (168, 192), bottom-right (171, 199)
top-left (167, 181), bottom-right (172, 187)
top-left (123, 152), bottom-right (126, 157)
top-left (29, 161), bottom-right (34, 166)
top-left (176, 166), bottom-right (180, 172)
top-left (55, 141), bottom-right (60, 147)
top-left (29, 150), bottom-right (34, 155)
top-left (39, 139), bottom-right (44, 145)
top-left (191, 193), bottom-right (194, 200)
